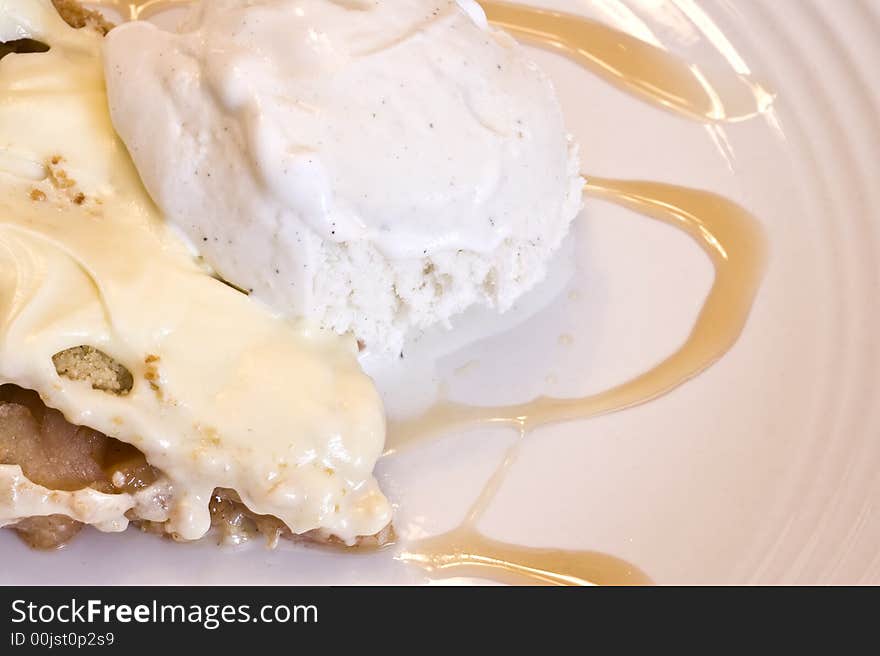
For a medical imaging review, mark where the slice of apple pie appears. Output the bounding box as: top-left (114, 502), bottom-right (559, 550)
top-left (0, 0), bottom-right (392, 550)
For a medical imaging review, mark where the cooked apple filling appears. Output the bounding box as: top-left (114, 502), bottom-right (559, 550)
top-left (0, 383), bottom-right (156, 548)
top-left (1, 384), bottom-right (393, 550)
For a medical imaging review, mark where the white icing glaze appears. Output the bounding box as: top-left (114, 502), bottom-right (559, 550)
top-left (0, 0), bottom-right (391, 544)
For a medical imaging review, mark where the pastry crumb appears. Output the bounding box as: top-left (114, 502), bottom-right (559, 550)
top-left (45, 155), bottom-right (91, 206)
top-left (51, 0), bottom-right (114, 35)
top-left (144, 355), bottom-right (164, 400)
top-left (52, 346), bottom-right (133, 396)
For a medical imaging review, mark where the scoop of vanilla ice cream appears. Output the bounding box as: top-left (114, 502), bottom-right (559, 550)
top-left (104, 0), bottom-right (583, 352)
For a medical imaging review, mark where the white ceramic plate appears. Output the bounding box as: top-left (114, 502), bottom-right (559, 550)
top-left (4, 0), bottom-right (879, 584)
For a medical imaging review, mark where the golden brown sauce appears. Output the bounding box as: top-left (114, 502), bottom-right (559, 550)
top-left (395, 177), bottom-right (766, 584)
top-left (89, 0), bottom-right (769, 585)
top-left (113, 0), bottom-right (172, 20)
top-left (401, 528), bottom-right (650, 585)
top-left (388, 177), bottom-right (768, 455)
top-left (481, 0), bottom-right (771, 122)
top-left (399, 434), bottom-right (652, 585)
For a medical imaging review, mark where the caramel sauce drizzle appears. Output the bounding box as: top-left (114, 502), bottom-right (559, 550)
top-left (395, 177), bottom-right (766, 585)
top-left (481, 0), bottom-right (772, 122)
top-left (402, 530), bottom-right (651, 586)
top-left (91, 0), bottom-right (769, 585)
top-left (388, 178), bottom-right (767, 455)
top-left (399, 433), bottom-right (652, 585)
top-left (112, 0), bottom-right (171, 20)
